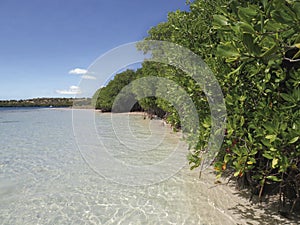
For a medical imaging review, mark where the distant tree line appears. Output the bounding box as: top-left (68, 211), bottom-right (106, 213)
top-left (0, 98), bottom-right (91, 107)
top-left (93, 69), bottom-right (143, 112)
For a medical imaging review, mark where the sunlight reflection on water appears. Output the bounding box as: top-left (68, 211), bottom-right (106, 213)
top-left (0, 108), bottom-right (240, 224)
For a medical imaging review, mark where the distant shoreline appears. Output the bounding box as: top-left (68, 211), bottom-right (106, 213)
top-left (0, 97), bottom-right (91, 108)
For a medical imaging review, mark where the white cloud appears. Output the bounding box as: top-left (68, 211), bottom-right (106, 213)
top-left (81, 75), bottom-right (96, 80)
top-left (56, 86), bottom-right (81, 95)
top-left (69, 68), bottom-right (88, 75)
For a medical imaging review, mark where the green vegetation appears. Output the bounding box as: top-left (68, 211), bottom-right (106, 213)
top-left (0, 98), bottom-right (91, 108)
top-left (94, 0), bottom-right (300, 215)
top-left (211, 0), bottom-right (300, 214)
top-left (94, 69), bottom-right (142, 112)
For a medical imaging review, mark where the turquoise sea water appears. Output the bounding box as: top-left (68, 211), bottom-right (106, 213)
top-left (0, 108), bottom-right (242, 224)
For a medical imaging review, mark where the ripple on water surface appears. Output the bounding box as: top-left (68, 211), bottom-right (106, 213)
top-left (0, 108), bottom-right (289, 225)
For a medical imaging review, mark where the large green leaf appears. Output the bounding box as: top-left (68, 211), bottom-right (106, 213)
top-left (242, 33), bottom-right (261, 55)
top-left (266, 175), bottom-right (282, 182)
top-left (289, 136), bottom-right (299, 144)
top-left (281, 93), bottom-right (294, 103)
top-left (216, 42), bottom-right (240, 58)
top-left (266, 134), bottom-right (277, 143)
top-left (238, 6), bottom-right (258, 22)
top-left (238, 22), bottom-right (256, 34)
top-left (263, 152), bottom-right (273, 160)
top-left (260, 43), bottom-right (278, 60)
top-left (213, 15), bottom-right (229, 27)
top-left (271, 9), bottom-right (294, 25)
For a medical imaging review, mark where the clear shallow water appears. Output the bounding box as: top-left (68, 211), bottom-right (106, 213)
top-left (0, 108), bottom-right (240, 224)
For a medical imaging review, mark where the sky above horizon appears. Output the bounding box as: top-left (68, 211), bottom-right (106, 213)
top-left (0, 0), bottom-right (190, 100)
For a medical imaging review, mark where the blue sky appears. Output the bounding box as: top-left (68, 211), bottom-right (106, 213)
top-left (0, 0), bottom-right (190, 100)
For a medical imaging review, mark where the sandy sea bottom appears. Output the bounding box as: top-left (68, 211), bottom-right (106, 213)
top-left (0, 108), bottom-right (295, 224)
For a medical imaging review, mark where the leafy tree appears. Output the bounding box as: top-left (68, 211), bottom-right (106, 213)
top-left (94, 69), bottom-right (141, 112)
top-left (137, 0), bottom-right (300, 214)
top-left (212, 0), bottom-right (300, 212)
top-left (137, 0), bottom-right (228, 158)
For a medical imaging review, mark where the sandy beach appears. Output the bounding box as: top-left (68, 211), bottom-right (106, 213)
top-left (189, 168), bottom-right (299, 224)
